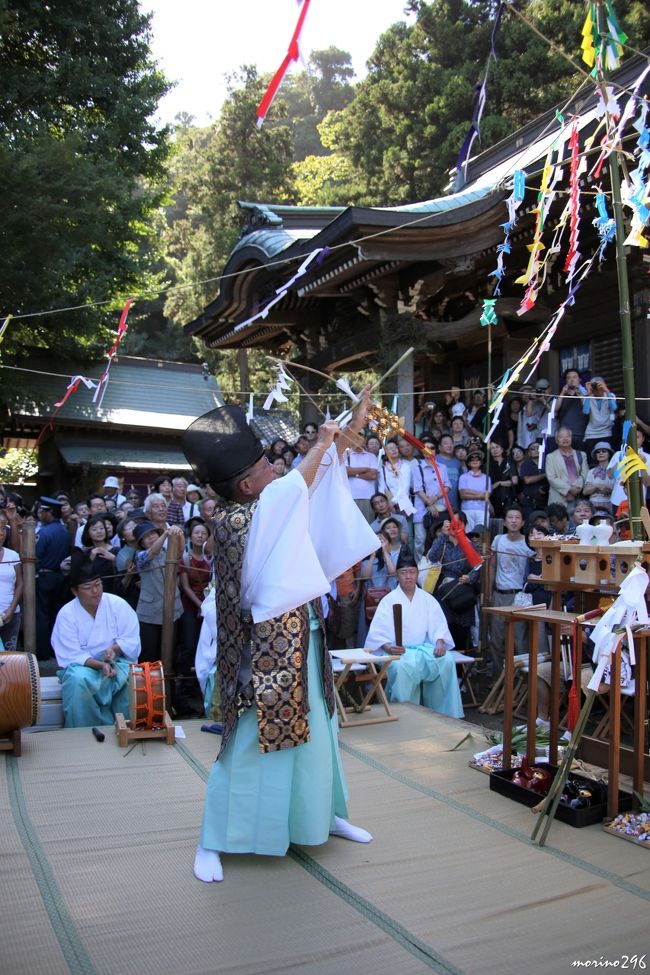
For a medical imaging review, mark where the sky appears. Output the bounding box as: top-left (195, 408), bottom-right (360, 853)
top-left (142, 0), bottom-right (413, 125)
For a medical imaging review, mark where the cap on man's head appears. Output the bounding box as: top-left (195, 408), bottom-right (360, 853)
top-left (451, 403), bottom-right (466, 417)
top-left (103, 476), bottom-right (120, 489)
top-left (182, 405), bottom-right (264, 488)
top-left (186, 483), bottom-right (202, 494)
top-left (535, 378), bottom-right (550, 391)
top-left (39, 496), bottom-right (65, 516)
top-left (69, 551), bottom-right (102, 589)
top-left (395, 547), bottom-right (418, 571)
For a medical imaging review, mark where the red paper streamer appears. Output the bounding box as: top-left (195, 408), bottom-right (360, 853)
top-left (256, 0), bottom-right (312, 127)
top-left (563, 121), bottom-right (581, 276)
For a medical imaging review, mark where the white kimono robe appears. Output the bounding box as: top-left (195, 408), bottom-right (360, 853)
top-left (365, 587), bottom-right (463, 718)
top-left (200, 444), bottom-right (380, 857)
top-left (52, 592), bottom-right (140, 728)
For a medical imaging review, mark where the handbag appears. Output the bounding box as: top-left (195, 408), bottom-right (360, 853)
top-left (364, 586), bottom-right (391, 622)
top-left (436, 579), bottom-right (477, 612)
top-left (417, 556), bottom-right (441, 594)
top-left (513, 588), bottom-right (533, 608)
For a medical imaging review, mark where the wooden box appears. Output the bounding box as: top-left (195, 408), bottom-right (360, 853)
top-left (560, 545), bottom-right (611, 586)
top-left (531, 538), bottom-right (577, 583)
top-left (607, 542), bottom-right (643, 587)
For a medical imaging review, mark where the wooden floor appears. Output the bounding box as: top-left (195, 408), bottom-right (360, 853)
top-left (1, 705), bottom-right (649, 975)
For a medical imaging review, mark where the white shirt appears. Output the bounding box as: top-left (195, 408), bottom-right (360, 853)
top-left (365, 586), bottom-right (454, 651)
top-left (345, 448), bottom-right (379, 500)
top-left (0, 547), bottom-right (20, 614)
top-left (52, 592), bottom-right (140, 669)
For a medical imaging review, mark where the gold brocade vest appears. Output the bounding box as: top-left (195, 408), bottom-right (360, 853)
top-left (213, 500), bottom-right (335, 757)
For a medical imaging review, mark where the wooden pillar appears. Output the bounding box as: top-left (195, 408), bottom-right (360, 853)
top-left (161, 530), bottom-right (183, 696)
top-left (21, 521), bottom-right (37, 654)
top-left (237, 348), bottom-right (250, 408)
top-left (397, 345), bottom-right (414, 431)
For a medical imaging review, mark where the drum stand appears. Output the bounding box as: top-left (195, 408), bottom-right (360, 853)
top-left (0, 729), bottom-right (22, 756)
top-left (114, 712), bottom-right (175, 748)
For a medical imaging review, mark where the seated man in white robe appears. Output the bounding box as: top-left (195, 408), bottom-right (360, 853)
top-left (365, 549), bottom-right (464, 718)
top-left (51, 552), bottom-right (141, 728)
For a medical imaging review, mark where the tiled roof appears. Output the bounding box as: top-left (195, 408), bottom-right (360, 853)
top-left (15, 356), bottom-right (223, 431)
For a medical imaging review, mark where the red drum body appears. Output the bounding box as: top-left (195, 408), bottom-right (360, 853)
top-left (128, 661), bottom-right (166, 730)
top-left (0, 652), bottom-right (41, 734)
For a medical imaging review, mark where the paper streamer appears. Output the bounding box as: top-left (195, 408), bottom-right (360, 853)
top-left (256, 0), bottom-right (312, 127)
top-left (93, 297), bottom-right (134, 409)
top-left (263, 361), bottom-right (293, 411)
top-left (0, 314), bottom-right (12, 346)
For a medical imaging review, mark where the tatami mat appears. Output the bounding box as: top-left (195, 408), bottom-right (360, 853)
top-left (1, 707), bottom-right (648, 975)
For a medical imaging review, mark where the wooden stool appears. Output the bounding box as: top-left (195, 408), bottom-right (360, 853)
top-left (329, 650), bottom-right (398, 728)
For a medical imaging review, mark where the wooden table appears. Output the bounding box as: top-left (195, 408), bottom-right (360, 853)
top-left (329, 650), bottom-right (399, 728)
top-left (482, 605), bottom-right (582, 768)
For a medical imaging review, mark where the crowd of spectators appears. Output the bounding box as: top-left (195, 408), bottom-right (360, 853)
top-left (0, 369), bottom-right (647, 723)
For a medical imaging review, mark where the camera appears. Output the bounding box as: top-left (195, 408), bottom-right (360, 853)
top-left (425, 402), bottom-right (435, 411)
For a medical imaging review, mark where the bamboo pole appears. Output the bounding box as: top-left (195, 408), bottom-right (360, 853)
top-left (594, 0), bottom-right (642, 539)
top-left (161, 530), bottom-right (183, 701)
top-left (21, 521), bottom-right (37, 653)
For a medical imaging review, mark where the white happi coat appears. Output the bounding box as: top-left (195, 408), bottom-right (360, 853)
top-left (52, 592), bottom-right (140, 668)
top-left (365, 586), bottom-right (454, 653)
top-left (365, 586), bottom-right (463, 718)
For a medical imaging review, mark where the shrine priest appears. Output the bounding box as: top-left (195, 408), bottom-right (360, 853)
top-left (51, 552), bottom-right (140, 728)
top-left (182, 389), bottom-right (380, 884)
top-left (365, 550), bottom-right (464, 718)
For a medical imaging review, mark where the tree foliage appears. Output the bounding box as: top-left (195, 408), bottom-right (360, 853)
top-left (319, 0), bottom-right (650, 205)
top-left (0, 0), bottom-right (171, 369)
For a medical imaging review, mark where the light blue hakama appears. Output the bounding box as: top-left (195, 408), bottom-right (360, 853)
top-left (200, 609), bottom-right (349, 857)
top-left (58, 657), bottom-right (131, 728)
top-left (386, 645), bottom-right (464, 719)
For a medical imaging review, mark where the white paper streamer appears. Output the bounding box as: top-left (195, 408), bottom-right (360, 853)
top-left (335, 377), bottom-right (360, 402)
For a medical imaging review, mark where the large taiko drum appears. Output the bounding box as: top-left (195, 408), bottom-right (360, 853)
top-left (0, 652), bottom-right (41, 734)
top-left (128, 661), bottom-right (166, 730)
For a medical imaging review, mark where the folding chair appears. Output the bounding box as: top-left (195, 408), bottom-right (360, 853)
top-left (451, 650), bottom-right (483, 708)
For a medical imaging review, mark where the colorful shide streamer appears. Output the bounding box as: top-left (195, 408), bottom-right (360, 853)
top-left (563, 120), bottom-right (582, 281)
top-left (480, 169), bottom-right (526, 329)
top-left (93, 298), bottom-right (134, 409)
top-left (581, 1), bottom-right (627, 73)
top-left (623, 99), bottom-right (650, 248)
top-left (516, 113), bottom-right (568, 315)
top-left (592, 190), bottom-right (616, 245)
top-left (454, 1), bottom-right (505, 182)
top-left (256, 0), bottom-right (312, 127)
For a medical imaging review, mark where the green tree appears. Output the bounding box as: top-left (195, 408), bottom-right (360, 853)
top-left (324, 0), bottom-right (650, 205)
top-left (0, 0), bottom-right (171, 372)
top-left (162, 67), bottom-right (297, 392)
top-left (271, 47), bottom-right (356, 160)
top-left (0, 448), bottom-right (38, 484)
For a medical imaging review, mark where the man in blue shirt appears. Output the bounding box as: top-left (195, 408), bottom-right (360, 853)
top-left (36, 496), bottom-right (70, 660)
top-left (436, 435), bottom-right (462, 512)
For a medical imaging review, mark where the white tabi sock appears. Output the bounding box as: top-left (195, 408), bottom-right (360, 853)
top-left (193, 846), bottom-right (223, 882)
top-left (330, 816), bottom-right (373, 843)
